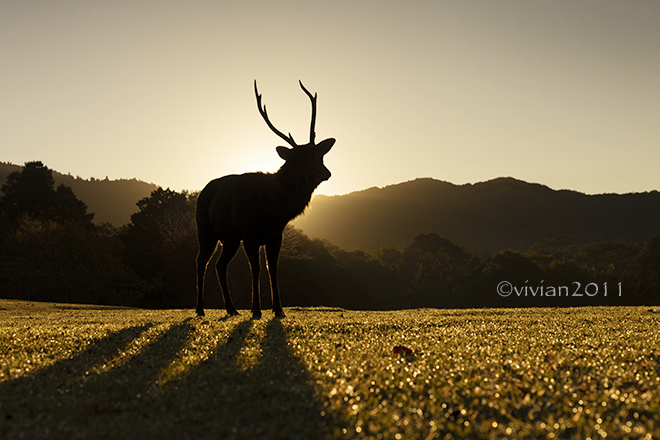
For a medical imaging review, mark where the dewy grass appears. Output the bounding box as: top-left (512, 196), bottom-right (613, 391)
top-left (1, 300), bottom-right (659, 439)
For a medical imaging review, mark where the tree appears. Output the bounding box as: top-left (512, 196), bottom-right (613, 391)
top-left (1, 220), bottom-right (143, 305)
top-left (119, 188), bottom-right (197, 307)
top-left (0, 161), bottom-right (94, 228)
top-left (483, 250), bottom-right (544, 284)
top-left (392, 233), bottom-right (478, 308)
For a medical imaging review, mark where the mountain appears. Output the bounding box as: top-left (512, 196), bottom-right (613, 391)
top-left (0, 162), bottom-right (158, 226)
top-left (5, 161), bottom-right (659, 250)
top-left (294, 177), bottom-right (660, 254)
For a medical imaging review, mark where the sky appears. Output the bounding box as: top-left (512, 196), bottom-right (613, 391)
top-left (1, 0), bottom-right (659, 196)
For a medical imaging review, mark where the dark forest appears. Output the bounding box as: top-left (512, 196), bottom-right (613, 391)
top-left (1, 162), bottom-right (659, 311)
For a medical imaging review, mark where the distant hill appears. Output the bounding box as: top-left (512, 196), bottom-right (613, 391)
top-left (0, 162), bottom-right (158, 226)
top-left (5, 161), bottom-right (660, 249)
top-left (294, 177), bottom-right (660, 254)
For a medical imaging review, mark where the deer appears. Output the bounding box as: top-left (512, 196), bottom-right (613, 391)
top-left (195, 80), bottom-right (335, 319)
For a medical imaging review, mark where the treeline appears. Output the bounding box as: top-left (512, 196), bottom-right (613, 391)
top-left (1, 162), bottom-right (659, 310)
top-left (0, 161), bottom-right (158, 226)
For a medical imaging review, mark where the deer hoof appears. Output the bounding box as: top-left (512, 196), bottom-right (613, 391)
top-left (196, 309), bottom-right (205, 317)
top-left (226, 309), bottom-right (240, 317)
top-left (274, 309), bottom-right (286, 318)
top-left (251, 310), bottom-right (262, 320)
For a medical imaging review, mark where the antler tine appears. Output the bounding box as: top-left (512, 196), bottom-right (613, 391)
top-left (254, 80), bottom-right (298, 148)
top-left (299, 80), bottom-right (317, 144)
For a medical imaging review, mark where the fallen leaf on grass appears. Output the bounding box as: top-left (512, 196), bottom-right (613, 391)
top-left (393, 345), bottom-right (413, 355)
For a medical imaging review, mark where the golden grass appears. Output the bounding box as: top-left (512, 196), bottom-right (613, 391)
top-left (1, 300), bottom-right (659, 439)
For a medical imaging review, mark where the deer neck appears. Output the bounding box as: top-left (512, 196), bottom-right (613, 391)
top-left (275, 164), bottom-right (319, 219)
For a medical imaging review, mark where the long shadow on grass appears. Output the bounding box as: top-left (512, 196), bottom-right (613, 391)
top-left (146, 317), bottom-right (348, 440)
top-left (0, 324), bottom-right (153, 438)
top-left (0, 321), bottom-right (196, 439)
top-left (0, 318), bottom-right (347, 440)
top-left (243, 318), bottom-right (347, 439)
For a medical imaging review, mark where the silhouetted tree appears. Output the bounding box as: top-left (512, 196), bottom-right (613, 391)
top-left (481, 250), bottom-right (545, 306)
top-left (376, 246), bottom-right (402, 270)
top-left (527, 237), bottom-right (645, 305)
top-left (1, 220), bottom-right (143, 305)
top-left (276, 231), bottom-right (377, 309)
top-left (119, 187), bottom-right (197, 307)
top-left (484, 249), bottom-right (543, 282)
top-left (390, 233), bottom-right (479, 308)
top-left (404, 233), bottom-right (469, 259)
top-left (0, 161), bottom-right (94, 229)
top-left (527, 234), bottom-right (580, 259)
top-left (121, 188), bottom-right (195, 277)
top-left (329, 248), bottom-right (401, 309)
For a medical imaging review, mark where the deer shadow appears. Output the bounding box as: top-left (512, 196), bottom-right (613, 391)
top-left (0, 317), bottom-right (347, 439)
top-left (148, 317), bottom-right (348, 439)
top-left (0, 323), bottom-right (157, 438)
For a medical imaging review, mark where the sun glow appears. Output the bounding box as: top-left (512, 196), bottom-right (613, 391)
top-left (2, 2), bottom-right (659, 196)
top-left (233, 146), bottom-right (284, 175)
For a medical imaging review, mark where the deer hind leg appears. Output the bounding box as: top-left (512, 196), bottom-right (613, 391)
top-left (195, 236), bottom-right (218, 317)
top-left (216, 239), bottom-right (241, 317)
top-left (266, 233), bottom-right (285, 318)
top-left (243, 241), bottom-right (262, 319)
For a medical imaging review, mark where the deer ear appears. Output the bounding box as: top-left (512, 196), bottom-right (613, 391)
top-left (276, 146), bottom-right (293, 161)
top-left (315, 138), bottom-right (335, 156)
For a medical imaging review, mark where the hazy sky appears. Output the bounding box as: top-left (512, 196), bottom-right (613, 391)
top-left (1, 1), bottom-right (659, 196)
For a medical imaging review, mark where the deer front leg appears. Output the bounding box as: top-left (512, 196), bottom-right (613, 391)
top-left (244, 241), bottom-right (262, 319)
top-left (266, 233), bottom-right (285, 318)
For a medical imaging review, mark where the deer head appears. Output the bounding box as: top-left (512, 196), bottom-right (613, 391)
top-left (254, 80), bottom-right (335, 186)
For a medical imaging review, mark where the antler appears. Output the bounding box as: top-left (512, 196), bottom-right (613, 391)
top-left (298, 80), bottom-right (317, 145)
top-left (254, 80), bottom-right (298, 148)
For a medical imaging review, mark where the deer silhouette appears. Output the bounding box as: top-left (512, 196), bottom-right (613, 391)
top-left (195, 80), bottom-right (335, 318)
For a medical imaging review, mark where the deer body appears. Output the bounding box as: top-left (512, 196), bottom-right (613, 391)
top-left (195, 81), bottom-right (334, 318)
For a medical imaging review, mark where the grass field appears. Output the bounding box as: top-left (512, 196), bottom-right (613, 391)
top-left (1, 300), bottom-right (659, 439)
